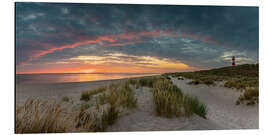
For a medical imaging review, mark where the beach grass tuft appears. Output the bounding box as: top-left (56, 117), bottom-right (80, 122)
top-left (80, 86), bottom-right (107, 102)
top-left (16, 99), bottom-right (73, 133)
top-left (75, 104), bottom-right (119, 132)
top-left (98, 82), bottom-right (137, 109)
top-left (237, 87), bottom-right (259, 105)
top-left (152, 79), bottom-right (183, 117)
top-left (183, 95), bottom-right (207, 118)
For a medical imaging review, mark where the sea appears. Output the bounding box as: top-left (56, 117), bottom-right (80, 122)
top-left (16, 73), bottom-right (159, 84)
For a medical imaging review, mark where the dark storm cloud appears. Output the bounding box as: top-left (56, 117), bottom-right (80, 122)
top-left (16, 2), bottom-right (259, 69)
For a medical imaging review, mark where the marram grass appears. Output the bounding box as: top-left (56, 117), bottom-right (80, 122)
top-left (152, 79), bottom-right (207, 118)
top-left (80, 86), bottom-right (107, 101)
top-left (152, 79), bottom-right (183, 117)
top-left (183, 95), bottom-right (207, 118)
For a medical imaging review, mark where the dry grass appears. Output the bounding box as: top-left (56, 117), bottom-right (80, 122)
top-left (16, 98), bottom-right (121, 133)
top-left (127, 79), bottom-right (140, 89)
top-left (80, 86), bottom-right (107, 101)
top-left (224, 77), bottom-right (258, 90)
top-left (166, 64), bottom-right (258, 87)
top-left (165, 64), bottom-right (259, 105)
top-left (16, 99), bottom-right (74, 133)
top-left (75, 104), bottom-right (119, 132)
top-left (77, 81), bottom-right (138, 131)
top-left (183, 95), bottom-right (207, 118)
top-left (97, 82), bottom-right (137, 109)
top-left (17, 77), bottom-right (209, 133)
top-left (153, 79), bottom-right (183, 117)
top-left (236, 87), bottom-right (259, 105)
top-left (132, 77), bottom-right (207, 118)
top-left (137, 77), bottom-right (165, 88)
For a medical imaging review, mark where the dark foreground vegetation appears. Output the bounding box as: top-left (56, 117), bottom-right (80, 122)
top-left (164, 64), bottom-right (259, 105)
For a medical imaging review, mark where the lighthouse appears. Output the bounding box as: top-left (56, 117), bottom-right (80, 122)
top-left (232, 56), bottom-right (235, 66)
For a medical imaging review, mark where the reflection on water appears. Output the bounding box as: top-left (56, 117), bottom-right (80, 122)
top-left (16, 73), bottom-right (159, 84)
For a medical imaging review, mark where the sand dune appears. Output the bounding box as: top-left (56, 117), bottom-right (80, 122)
top-left (170, 77), bottom-right (258, 129)
top-left (107, 86), bottom-right (220, 131)
top-left (16, 76), bottom-right (258, 132)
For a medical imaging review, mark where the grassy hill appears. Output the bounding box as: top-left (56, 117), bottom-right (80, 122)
top-left (164, 64), bottom-right (259, 105)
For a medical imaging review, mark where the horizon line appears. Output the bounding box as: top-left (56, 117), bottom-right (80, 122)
top-left (15, 72), bottom-right (164, 75)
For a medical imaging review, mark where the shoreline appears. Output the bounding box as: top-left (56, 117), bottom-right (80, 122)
top-left (16, 74), bottom-right (161, 85)
top-left (16, 74), bottom-right (160, 105)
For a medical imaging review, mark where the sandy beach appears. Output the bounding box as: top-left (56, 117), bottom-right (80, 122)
top-left (16, 75), bottom-right (258, 131)
top-left (16, 77), bottom-right (143, 105)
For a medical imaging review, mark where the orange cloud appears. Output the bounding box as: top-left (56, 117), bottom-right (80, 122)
top-left (18, 53), bottom-right (201, 74)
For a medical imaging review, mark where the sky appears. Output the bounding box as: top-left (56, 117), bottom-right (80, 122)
top-left (16, 3), bottom-right (259, 74)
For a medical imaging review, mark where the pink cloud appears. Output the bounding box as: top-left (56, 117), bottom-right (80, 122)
top-left (21, 30), bottom-right (177, 65)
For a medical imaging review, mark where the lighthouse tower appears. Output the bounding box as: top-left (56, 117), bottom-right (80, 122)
top-left (232, 56), bottom-right (235, 66)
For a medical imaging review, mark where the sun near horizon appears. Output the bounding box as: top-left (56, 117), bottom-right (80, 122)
top-left (16, 3), bottom-right (258, 75)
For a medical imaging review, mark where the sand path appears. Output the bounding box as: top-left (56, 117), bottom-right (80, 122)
top-left (107, 77), bottom-right (258, 131)
top-left (170, 77), bottom-right (259, 129)
top-left (107, 86), bottom-right (221, 131)
top-left (16, 76), bottom-right (258, 131)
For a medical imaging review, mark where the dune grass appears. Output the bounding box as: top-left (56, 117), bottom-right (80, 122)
top-left (236, 87), bottom-right (259, 105)
top-left (165, 64), bottom-right (258, 87)
top-left (224, 77), bottom-right (258, 90)
top-left (80, 86), bottom-right (107, 102)
top-left (16, 98), bottom-right (122, 133)
top-left (183, 95), bottom-right (207, 118)
top-left (77, 81), bottom-right (137, 131)
top-left (16, 99), bottom-right (74, 133)
top-left (153, 79), bottom-right (183, 117)
top-left (17, 81), bottom-right (137, 133)
top-left (152, 79), bottom-right (207, 118)
top-left (97, 82), bottom-right (137, 109)
top-left (75, 103), bottom-right (120, 132)
top-left (165, 64), bottom-right (259, 105)
top-left (137, 77), bottom-right (168, 88)
top-left (17, 77), bottom-right (208, 133)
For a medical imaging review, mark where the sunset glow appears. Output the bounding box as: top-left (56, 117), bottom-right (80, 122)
top-left (16, 3), bottom-right (258, 74)
top-left (17, 53), bottom-right (200, 74)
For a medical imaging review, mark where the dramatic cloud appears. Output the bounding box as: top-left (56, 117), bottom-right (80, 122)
top-left (16, 3), bottom-right (259, 73)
